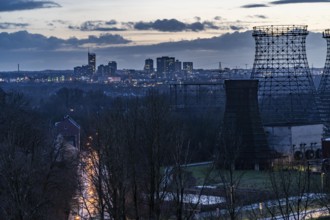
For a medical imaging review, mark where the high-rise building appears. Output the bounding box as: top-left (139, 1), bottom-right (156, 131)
top-left (97, 64), bottom-right (107, 75)
top-left (88, 52), bottom-right (96, 74)
top-left (174, 60), bottom-right (182, 72)
top-left (108, 61), bottom-right (117, 75)
top-left (183, 62), bottom-right (193, 73)
top-left (156, 56), bottom-right (175, 74)
top-left (144, 58), bottom-right (154, 73)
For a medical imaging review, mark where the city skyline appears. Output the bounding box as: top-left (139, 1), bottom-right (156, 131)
top-left (1, 0), bottom-right (330, 70)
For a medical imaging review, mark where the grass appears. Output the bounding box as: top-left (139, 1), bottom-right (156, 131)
top-left (184, 163), bottom-right (324, 191)
top-left (184, 163), bottom-right (272, 190)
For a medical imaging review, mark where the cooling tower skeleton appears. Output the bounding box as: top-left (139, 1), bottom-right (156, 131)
top-left (251, 25), bottom-right (319, 125)
top-left (318, 29), bottom-right (330, 135)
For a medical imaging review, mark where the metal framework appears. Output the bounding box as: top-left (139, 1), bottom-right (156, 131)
top-left (251, 25), bottom-right (320, 125)
top-left (318, 29), bottom-right (330, 134)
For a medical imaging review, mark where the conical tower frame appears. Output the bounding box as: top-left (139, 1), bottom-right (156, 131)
top-left (318, 29), bottom-right (330, 135)
top-left (251, 25), bottom-right (320, 125)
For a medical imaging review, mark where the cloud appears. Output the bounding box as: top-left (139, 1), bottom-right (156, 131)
top-left (241, 4), bottom-right (268, 8)
top-left (271, 0), bottom-right (330, 4)
top-left (79, 34), bottom-right (131, 45)
top-left (230, 25), bottom-right (245, 31)
top-left (105, 20), bottom-right (117, 25)
top-left (0, 31), bottom-right (326, 71)
top-left (0, 22), bottom-right (29, 29)
top-left (52, 20), bottom-right (69, 25)
top-left (194, 16), bottom-right (201, 21)
top-left (0, 0), bottom-right (60, 12)
top-left (0, 31), bottom-right (255, 70)
top-left (255, 15), bottom-right (268, 19)
top-left (243, 0), bottom-right (330, 8)
top-left (133, 19), bottom-right (219, 32)
top-left (69, 20), bottom-right (126, 32)
top-left (0, 31), bottom-right (131, 50)
top-left (71, 18), bottom-right (220, 33)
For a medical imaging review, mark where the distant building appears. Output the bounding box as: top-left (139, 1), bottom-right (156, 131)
top-left (97, 64), bottom-right (107, 75)
top-left (54, 116), bottom-right (80, 161)
top-left (157, 56), bottom-right (175, 74)
top-left (74, 65), bottom-right (94, 76)
top-left (183, 62), bottom-right (193, 73)
top-left (174, 60), bottom-right (182, 72)
top-left (108, 61), bottom-right (117, 75)
top-left (0, 88), bottom-right (5, 106)
top-left (144, 58), bottom-right (154, 73)
top-left (74, 66), bottom-right (82, 76)
top-left (88, 52), bottom-right (96, 74)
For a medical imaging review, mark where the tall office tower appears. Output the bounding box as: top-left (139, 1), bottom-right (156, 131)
top-left (183, 62), bottom-right (193, 73)
top-left (318, 29), bottom-right (330, 135)
top-left (174, 60), bottom-right (182, 72)
top-left (108, 61), bottom-right (117, 75)
top-left (97, 64), bottom-right (107, 75)
top-left (144, 58), bottom-right (154, 73)
top-left (221, 80), bottom-right (272, 170)
top-left (88, 52), bottom-right (96, 74)
top-left (156, 56), bottom-right (175, 74)
top-left (251, 25), bottom-right (320, 125)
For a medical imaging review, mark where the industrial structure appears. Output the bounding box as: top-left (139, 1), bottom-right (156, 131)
top-left (54, 115), bottom-right (81, 153)
top-left (251, 25), bottom-right (322, 160)
top-left (318, 29), bottom-right (330, 135)
top-left (251, 25), bottom-right (320, 125)
top-left (221, 80), bottom-right (272, 170)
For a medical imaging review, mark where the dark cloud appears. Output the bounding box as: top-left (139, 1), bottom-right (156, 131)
top-left (255, 15), bottom-right (268, 19)
top-left (243, 0), bottom-right (330, 8)
top-left (0, 31), bottom-right (326, 71)
top-left (71, 18), bottom-right (220, 33)
top-left (69, 20), bottom-right (126, 32)
top-left (105, 20), bottom-right (117, 25)
top-left (271, 0), bottom-right (330, 4)
top-left (0, 22), bottom-right (28, 29)
top-left (0, 0), bottom-right (60, 12)
top-left (241, 4), bottom-right (268, 8)
top-left (52, 20), bottom-right (68, 25)
top-left (134, 19), bottom-right (186, 32)
top-left (134, 19), bottom-right (219, 32)
top-left (194, 16), bottom-right (201, 21)
top-left (230, 25), bottom-right (245, 31)
top-left (80, 34), bottom-right (131, 45)
top-left (0, 31), bottom-right (131, 51)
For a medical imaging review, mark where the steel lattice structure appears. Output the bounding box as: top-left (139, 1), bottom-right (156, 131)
top-left (318, 29), bottom-right (330, 134)
top-left (251, 25), bottom-right (320, 125)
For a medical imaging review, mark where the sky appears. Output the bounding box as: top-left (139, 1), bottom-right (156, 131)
top-left (1, 0), bottom-right (330, 71)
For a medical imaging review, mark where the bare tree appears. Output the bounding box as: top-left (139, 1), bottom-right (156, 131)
top-left (0, 92), bottom-right (79, 220)
top-left (213, 122), bottom-right (246, 220)
top-left (263, 161), bottom-right (313, 220)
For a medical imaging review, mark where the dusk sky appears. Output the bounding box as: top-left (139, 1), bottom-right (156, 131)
top-left (1, 0), bottom-right (330, 70)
